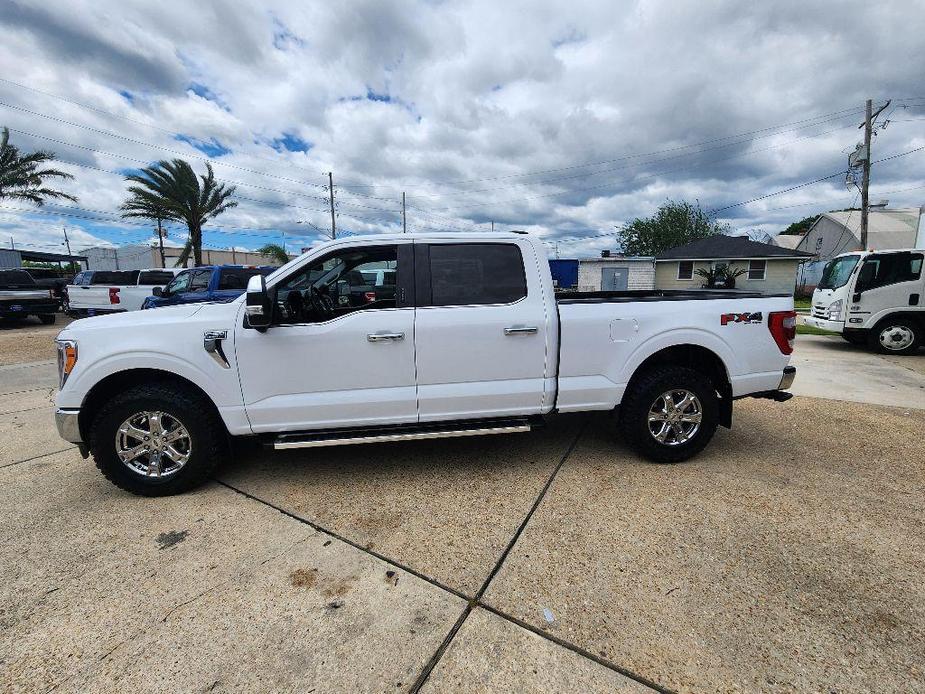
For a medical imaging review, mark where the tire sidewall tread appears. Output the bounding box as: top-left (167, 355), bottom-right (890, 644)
top-left (619, 365), bottom-right (719, 464)
top-left (89, 383), bottom-right (225, 496)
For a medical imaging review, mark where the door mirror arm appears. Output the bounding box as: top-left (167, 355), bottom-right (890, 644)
top-left (152, 286), bottom-right (163, 297)
top-left (245, 275), bottom-right (274, 332)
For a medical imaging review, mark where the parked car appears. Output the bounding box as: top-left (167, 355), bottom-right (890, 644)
top-left (54, 233), bottom-right (798, 496)
top-left (141, 265), bottom-right (275, 309)
top-left (0, 269), bottom-right (60, 324)
top-left (805, 248), bottom-right (925, 354)
top-left (66, 268), bottom-right (181, 317)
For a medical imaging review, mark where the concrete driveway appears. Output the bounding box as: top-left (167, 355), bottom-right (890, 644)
top-left (790, 333), bottom-right (925, 409)
top-left (1, 329), bottom-right (923, 692)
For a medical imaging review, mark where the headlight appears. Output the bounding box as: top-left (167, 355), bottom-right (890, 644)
top-left (55, 340), bottom-right (78, 388)
top-left (827, 299), bottom-right (843, 321)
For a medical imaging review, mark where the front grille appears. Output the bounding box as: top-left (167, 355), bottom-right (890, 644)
top-left (811, 306), bottom-right (828, 319)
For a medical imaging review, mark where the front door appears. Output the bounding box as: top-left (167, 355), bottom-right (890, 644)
top-left (852, 251), bottom-right (925, 323)
top-left (234, 242), bottom-right (417, 433)
top-left (413, 241), bottom-right (551, 421)
top-left (601, 267), bottom-right (628, 290)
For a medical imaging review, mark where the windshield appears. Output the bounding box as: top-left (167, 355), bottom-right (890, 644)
top-left (818, 254), bottom-right (861, 290)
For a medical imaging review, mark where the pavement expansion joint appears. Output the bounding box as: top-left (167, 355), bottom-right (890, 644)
top-left (216, 419), bottom-right (669, 694)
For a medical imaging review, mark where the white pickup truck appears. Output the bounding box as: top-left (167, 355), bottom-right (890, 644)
top-left (54, 233), bottom-right (797, 496)
top-left (66, 268), bottom-right (181, 317)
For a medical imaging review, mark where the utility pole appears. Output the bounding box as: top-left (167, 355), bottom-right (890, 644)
top-left (62, 225), bottom-right (72, 257)
top-left (9, 236), bottom-right (14, 250)
top-left (491, 220), bottom-right (494, 232)
top-left (327, 171), bottom-right (336, 239)
top-left (402, 192), bottom-right (407, 233)
top-left (859, 98), bottom-right (891, 250)
top-left (155, 217), bottom-right (166, 268)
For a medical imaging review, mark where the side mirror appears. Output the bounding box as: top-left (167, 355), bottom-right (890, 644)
top-left (152, 286), bottom-right (163, 297)
top-left (245, 275), bottom-right (273, 330)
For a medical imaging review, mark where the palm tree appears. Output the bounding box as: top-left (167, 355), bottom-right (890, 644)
top-left (256, 243), bottom-right (290, 265)
top-left (120, 197), bottom-right (171, 267)
top-left (0, 127), bottom-right (77, 205)
top-left (123, 159), bottom-right (236, 267)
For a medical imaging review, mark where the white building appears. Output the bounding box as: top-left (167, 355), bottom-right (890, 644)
top-left (576, 256), bottom-right (656, 291)
top-left (81, 243), bottom-right (291, 270)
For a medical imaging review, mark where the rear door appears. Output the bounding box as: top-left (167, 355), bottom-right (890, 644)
top-left (413, 240), bottom-right (550, 421)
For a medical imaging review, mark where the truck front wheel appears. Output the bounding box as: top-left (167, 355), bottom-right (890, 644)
top-left (89, 383), bottom-right (226, 496)
top-left (619, 366), bottom-right (719, 463)
top-left (868, 318), bottom-right (921, 355)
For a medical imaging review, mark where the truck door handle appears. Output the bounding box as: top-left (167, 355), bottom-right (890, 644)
top-left (367, 332), bottom-right (405, 342)
top-left (504, 326), bottom-right (538, 336)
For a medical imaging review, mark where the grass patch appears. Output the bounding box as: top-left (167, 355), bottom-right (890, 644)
top-left (793, 298), bottom-right (812, 310)
top-left (797, 324), bottom-right (838, 336)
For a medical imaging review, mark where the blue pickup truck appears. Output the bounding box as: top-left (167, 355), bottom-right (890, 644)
top-left (141, 265), bottom-right (276, 309)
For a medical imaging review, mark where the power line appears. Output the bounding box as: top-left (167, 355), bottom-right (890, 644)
top-left (0, 100), bottom-right (327, 189)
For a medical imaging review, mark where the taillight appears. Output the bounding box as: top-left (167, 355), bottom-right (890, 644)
top-left (768, 310), bottom-right (797, 354)
top-left (363, 291), bottom-right (376, 303)
top-left (109, 287), bottom-right (120, 304)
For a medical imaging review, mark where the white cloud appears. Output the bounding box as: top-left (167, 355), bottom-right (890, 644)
top-left (0, 0), bottom-right (922, 256)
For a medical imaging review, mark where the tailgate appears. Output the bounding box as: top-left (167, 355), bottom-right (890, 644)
top-left (67, 285), bottom-right (117, 310)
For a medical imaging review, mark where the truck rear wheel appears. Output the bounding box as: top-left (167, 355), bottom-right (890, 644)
top-left (38, 314), bottom-right (56, 325)
top-left (89, 383), bottom-right (226, 496)
top-left (619, 366), bottom-right (719, 463)
top-left (868, 318), bottom-right (921, 355)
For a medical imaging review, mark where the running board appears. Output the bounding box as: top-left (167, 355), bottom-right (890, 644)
top-left (271, 418), bottom-right (534, 450)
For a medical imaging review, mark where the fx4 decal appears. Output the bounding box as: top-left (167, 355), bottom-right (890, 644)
top-left (721, 311), bottom-right (763, 326)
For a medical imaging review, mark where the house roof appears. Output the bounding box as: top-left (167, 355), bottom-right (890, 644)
top-left (807, 207), bottom-right (922, 250)
top-left (656, 234), bottom-right (814, 260)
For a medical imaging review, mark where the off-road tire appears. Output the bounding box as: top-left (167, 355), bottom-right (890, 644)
top-left (868, 317), bottom-right (921, 356)
top-left (89, 382), bottom-right (226, 496)
top-left (619, 366), bottom-right (719, 464)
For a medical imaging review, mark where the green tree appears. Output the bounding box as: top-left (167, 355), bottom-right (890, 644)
top-left (122, 159), bottom-right (236, 267)
top-left (256, 243), bottom-right (290, 265)
top-left (0, 127), bottom-right (77, 205)
top-left (619, 200), bottom-right (729, 256)
top-left (779, 215), bottom-right (819, 236)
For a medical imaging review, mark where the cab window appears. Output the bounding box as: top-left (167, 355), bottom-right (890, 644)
top-left (189, 270), bottom-right (212, 292)
top-left (274, 245), bottom-right (399, 324)
top-left (164, 271), bottom-right (192, 295)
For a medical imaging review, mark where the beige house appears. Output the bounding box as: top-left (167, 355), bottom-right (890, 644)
top-left (655, 235), bottom-right (812, 295)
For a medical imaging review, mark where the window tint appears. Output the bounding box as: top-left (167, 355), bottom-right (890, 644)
top-left (0, 270), bottom-right (35, 285)
top-left (138, 270), bottom-right (176, 285)
top-left (274, 245), bottom-right (399, 324)
top-left (218, 268), bottom-right (265, 290)
top-left (747, 260), bottom-right (766, 280)
top-left (858, 252), bottom-right (924, 291)
top-left (89, 270), bottom-right (137, 285)
top-left (427, 244), bottom-right (526, 306)
top-left (189, 270), bottom-right (212, 291)
top-left (677, 261), bottom-right (694, 280)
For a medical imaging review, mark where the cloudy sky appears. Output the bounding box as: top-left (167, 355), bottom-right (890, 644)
top-left (0, 0), bottom-right (923, 259)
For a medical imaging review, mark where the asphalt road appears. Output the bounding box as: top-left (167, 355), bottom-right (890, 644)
top-left (0, 331), bottom-right (923, 692)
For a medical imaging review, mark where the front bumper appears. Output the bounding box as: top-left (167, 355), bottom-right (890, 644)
top-left (803, 316), bottom-right (844, 333)
top-left (55, 408), bottom-right (82, 443)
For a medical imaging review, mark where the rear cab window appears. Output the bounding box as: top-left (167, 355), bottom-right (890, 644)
top-left (0, 270), bottom-right (36, 286)
top-left (421, 243), bottom-right (527, 306)
top-left (138, 270), bottom-right (177, 285)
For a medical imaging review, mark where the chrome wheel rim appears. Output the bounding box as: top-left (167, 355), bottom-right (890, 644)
top-left (879, 325), bottom-right (914, 351)
top-left (115, 411), bottom-right (191, 478)
top-left (648, 389), bottom-right (702, 446)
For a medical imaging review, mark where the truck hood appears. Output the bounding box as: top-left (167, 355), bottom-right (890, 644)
top-left (57, 302), bottom-right (237, 339)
